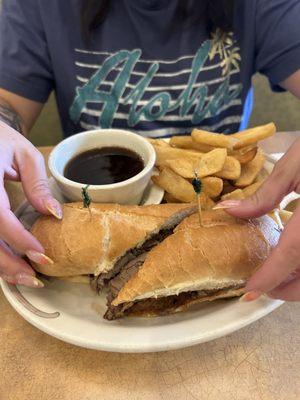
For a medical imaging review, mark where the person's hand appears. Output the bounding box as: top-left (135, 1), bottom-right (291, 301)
top-left (217, 138), bottom-right (300, 301)
top-left (0, 121), bottom-right (62, 287)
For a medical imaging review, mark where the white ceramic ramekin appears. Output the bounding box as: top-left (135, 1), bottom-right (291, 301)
top-left (48, 129), bottom-right (156, 204)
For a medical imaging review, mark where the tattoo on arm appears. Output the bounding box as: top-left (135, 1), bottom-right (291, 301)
top-left (0, 103), bottom-right (23, 133)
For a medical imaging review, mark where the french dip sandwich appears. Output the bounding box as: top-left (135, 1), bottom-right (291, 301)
top-left (104, 210), bottom-right (280, 319)
top-left (30, 204), bottom-right (280, 320)
top-left (30, 202), bottom-right (197, 286)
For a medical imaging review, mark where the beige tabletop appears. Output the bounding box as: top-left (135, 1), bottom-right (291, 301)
top-left (1, 133), bottom-right (300, 400)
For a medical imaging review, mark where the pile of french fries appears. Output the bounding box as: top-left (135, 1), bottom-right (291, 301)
top-left (149, 123), bottom-right (276, 209)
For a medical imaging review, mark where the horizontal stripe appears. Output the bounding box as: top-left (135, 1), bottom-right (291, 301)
top-left (81, 98), bottom-right (241, 120)
top-left (83, 93), bottom-right (241, 108)
top-left (79, 116), bottom-right (242, 137)
top-left (80, 105), bottom-right (242, 127)
top-left (74, 48), bottom-right (233, 66)
top-left (75, 61), bottom-right (228, 77)
top-left (76, 71), bottom-right (240, 91)
top-left (75, 48), bottom-right (195, 64)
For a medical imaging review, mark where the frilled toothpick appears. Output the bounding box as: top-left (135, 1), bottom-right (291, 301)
top-left (192, 171), bottom-right (203, 226)
top-left (81, 185), bottom-right (92, 219)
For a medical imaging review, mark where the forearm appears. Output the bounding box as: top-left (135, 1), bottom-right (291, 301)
top-left (0, 89), bottom-right (44, 135)
top-left (0, 98), bottom-right (24, 133)
top-left (280, 69), bottom-right (300, 99)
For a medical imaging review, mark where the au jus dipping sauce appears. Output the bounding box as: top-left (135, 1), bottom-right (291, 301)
top-left (64, 147), bottom-right (145, 185)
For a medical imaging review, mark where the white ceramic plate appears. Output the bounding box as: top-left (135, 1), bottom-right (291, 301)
top-left (1, 154), bottom-right (298, 353)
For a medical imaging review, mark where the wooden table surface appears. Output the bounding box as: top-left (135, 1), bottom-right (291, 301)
top-left (1, 133), bottom-right (300, 400)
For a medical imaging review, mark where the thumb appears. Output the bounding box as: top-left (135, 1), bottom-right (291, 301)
top-left (219, 169), bottom-right (290, 219)
top-left (16, 147), bottom-right (62, 219)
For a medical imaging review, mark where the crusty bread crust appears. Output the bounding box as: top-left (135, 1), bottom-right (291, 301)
top-left (113, 210), bottom-right (280, 306)
top-left (30, 202), bottom-right (192, 277)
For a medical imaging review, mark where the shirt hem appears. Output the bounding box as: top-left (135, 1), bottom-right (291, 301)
top-left (263, 49), bottom-right (300, 91)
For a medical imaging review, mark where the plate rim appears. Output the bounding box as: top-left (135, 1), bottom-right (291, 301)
top-left (0, 278), bottom-right (283, 353)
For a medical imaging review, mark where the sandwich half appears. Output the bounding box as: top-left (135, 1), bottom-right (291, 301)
top-left (30, 202), bottom-right (196, 287)
top-left (104, 210), bottom-right (280, 320)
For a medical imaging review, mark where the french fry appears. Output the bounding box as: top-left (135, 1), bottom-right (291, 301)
top-left (193, 192), bottom-right (215, 209)
top-left (155, 146), bottom-right (203, 168)
top-left (229, 147), bottom-right (258, 164)
top-left (147, 138), bottom-right (170, 147)
top-left (243, 181), bottom-right (263, 198)
top-left (152, 168), bottom-right (195, 203)
top-left (268, 210), bottom-right (283, 230)
top-left (221, 189), bottom-right (245, 201)
top-left (165, 158), bottom-right (195, 179)
top-left (279, 210), bottom-right (293, 225)
top-left (192, 129), bottom-right (239, 149)
top-left (238, 144), bottom-right (258, 155)
top-left (268, 209), bottom-right (291, 228)
top-left (232, 123), bottom-right (276, 149)
top-left (214, 156), bottom-right (241, 180)
top-left (235, 150), bottom-right (265, 187)
top-left (151, 126), bottom-right (273, 207)
top-left (195, 148), bottom-right (227, 178)
top-left (202, 177), bottom-right (223, 198)
top-left (163, 192), bottom-right (181, 203)
top-left (203, 195), bottom-right (216, 210)
top-left (170, 136), bottom-right (214, 153)
top-left (285, 199), bottom-right (299, 212)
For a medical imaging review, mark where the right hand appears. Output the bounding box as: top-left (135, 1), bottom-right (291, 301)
top-left (0, 121), bottom-right (62, 287)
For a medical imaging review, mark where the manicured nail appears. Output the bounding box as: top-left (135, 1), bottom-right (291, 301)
top-left (26, 250), bottom-right (54, 265)
top-left (213, 200), bottom-right (242, 210)
top-left (239, 291), bottom-right (262, 302)
top-left (44, 199), bottom-right (63, 220)
top-left (15, 273), bottom-right (44, 288)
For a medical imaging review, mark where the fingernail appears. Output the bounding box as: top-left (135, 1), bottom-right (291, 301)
top-left (26, 250), bottom-right (54, 265)
top-left (239, 291), bottom-right (262, 302)
top-left (213, 200), bottom-right (242, 210)
top-left (15, 273), bottom-right (44, 288)
top-left (44, 199), bottom-right (63, 220)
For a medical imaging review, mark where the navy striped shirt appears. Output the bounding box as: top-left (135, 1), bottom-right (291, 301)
top-left (1, 0), bottom-right (300, 138)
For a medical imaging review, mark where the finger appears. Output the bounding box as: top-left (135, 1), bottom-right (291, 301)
top-left (0, 241), bottom-right (44, 288)
top-left (246, 205), bottom-right (300, 293)
top-left (0, 169), bottom-right (44, 254)
top-left (16, 147), bottom-right (62, 219)
top-left (0, 206), bottom-right (44, 255)
top-left (0, 164), bottom-right (54, 266)
top-left (222, 166), bottom-right (291, 219)
top-left (222, 140), bottom-right (300, 219)
top-left (0, 170), bottom-right (11, 209)
top-left (4, 166), bottom-right (20, 181)
top-left (0, 154), bottom-right (20, 181)
top-left (269, 274), bottom-right (300, 301)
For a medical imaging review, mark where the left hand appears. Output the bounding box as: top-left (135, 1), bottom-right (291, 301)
top-left (218, 138), bottom-right (300, 301)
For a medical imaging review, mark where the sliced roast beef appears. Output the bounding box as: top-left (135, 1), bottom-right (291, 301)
top-left (104, 284), bottom-right (244, 320)
top-left (91, 228), bottom-right (173, 292)
top-left (107, 253), bottom-right (147, 303)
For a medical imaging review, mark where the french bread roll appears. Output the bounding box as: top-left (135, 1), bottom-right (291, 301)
top-left (30, 202), bottom-right (195, 278)
top-left (105, 210), bottom-right (280, 319)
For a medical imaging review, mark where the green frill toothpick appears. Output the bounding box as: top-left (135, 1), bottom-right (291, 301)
top-left (81, 185), bottom-right (92, 218)
top-left (192, 171), bottom-right (203, 226)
